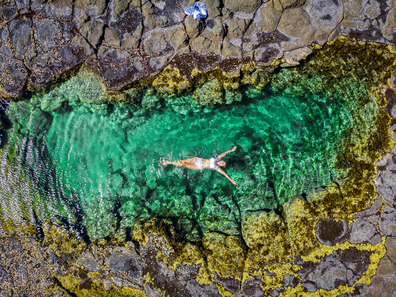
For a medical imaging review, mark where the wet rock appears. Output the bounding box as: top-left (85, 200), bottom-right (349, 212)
top-left (105, 246), bottom-right (143, 284)
top-left (374, 152), bottom-right (396, 206)
top-left (140, 233), bottom-right (193, 296)
top-left (384, 86), bottom-right (396, 118)
top-left (29, 39), bottom-right (92, 87)
top-left (283, 273), bottom-right (299, 288)
top-left (98, 46), bottom-right (147, 90)
top-left (241, 278), bottom-right (265, 296)
top-left (213, 272), bottom-right (241, 294)
top-left (0, 236), bottom-right (59, 296)
top-left (333, 247), bottom-right (372, 279)
top-left (77, 251), bottom-right (100, 271)
top-left (34, 19), bottom-right (63, 52)
top-left (80, 20), bottom-right (104, 48)
top-left (8, 17), bottom-right (35, 60)
top-left (0, 53), bottom-right (28, 95)
top-left (306, 255), bottom-right (347, 291)
top-left (349, 218), bottom-right (379, 245)
top-left (224, 0), bottom-right (261, 13)
top-left (314, 219), bottom-right (349, 245)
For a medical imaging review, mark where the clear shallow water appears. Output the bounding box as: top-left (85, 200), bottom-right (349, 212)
top-left (0, 81), bottom-right (364, 241)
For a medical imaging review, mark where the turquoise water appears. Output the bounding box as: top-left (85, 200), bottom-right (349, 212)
top-left (0, 78), bottom-right (366, 240)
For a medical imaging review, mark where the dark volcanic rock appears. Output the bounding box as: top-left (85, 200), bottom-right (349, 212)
top-left (8, 17), bottom-right (35, 60)
top-left (349, 218), bottom-right (381, 245)
top-left (0, 53), bottom-right (28, 95)
top-left (241, 278), bottom-right (265, 296)
top-left (34, 19), bottom-right (63, 52)
top-left (374, 152), bottom-right (396, 206)
top-left (306, 255), bottom-right (347, 291)
top-left (98, 46), bottom-right (147, 91)
top-left (28, 38), bottom-right (93, 88)
top-left (105, 246), bottom-right (142, 281)
top-left (0, 236), bottom-right (59, 296)
top-left (315, 219), bottom-right (350, 245)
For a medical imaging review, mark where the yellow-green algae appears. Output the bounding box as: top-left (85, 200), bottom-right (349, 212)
top-left (125, 37), bottom-right (396, 295)
top-left (1, 37), bottom-right (395, 296)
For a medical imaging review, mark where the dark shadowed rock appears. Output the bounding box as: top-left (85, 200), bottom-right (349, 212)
top-left (0, 53), bottom-right (28, 95)
top-left (0, 236), bottom-right (59, 296)
top-left (242, 278), bottom-right (265, 296)
top-left (306, 255), bottom-right (347, 291)
top-left (283, 273), bottom-right (300, 288)
top-left (29, 38), bottom-right (92, 88)
top-left (213, 272), bottom-right (241, 294)
top-left (315, 219), bottom-right (349, 245)
top-left (8, 17), bottom-right (35, 60)
top-left (333, 247), bottom-right (372, 286)
top-left (98, 46), bottom-right (147, 90)
top-left (34, 19), bottom-right (63, 52)
top-left (77, 251), bottom-right (100, 272)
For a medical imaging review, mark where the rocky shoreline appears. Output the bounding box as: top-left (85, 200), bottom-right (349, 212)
top-left (0, 0), bottom-right (395, 97)
top-left (1, 0), bottom-right (396, 296)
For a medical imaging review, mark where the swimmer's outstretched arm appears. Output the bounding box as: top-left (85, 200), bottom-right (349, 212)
top-left (217, 146), bottom-right (237, 160)
top-left (215, 167), bottom-right (237, 185)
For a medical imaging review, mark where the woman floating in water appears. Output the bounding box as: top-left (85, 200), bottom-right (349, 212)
top-left (163, 146), bottom-right (237, 185)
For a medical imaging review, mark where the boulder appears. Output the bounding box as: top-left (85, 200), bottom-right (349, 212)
top-left (227, 18), bottom-right (250, 38)
top-left (224, 0), bottom-right (261, 13)
top-left (104, 27), bottom-right (121, 47)
top-left (80, 20), bottom-right (104, 48)
top-left (306, 255), bottom-right (347, 291)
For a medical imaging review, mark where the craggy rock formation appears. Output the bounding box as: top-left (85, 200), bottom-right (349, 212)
top-left (0, 0), bottom-right (395, 97)
top-left (1, 0), bottom-right (396, 296)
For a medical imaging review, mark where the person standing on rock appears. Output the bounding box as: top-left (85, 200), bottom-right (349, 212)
top-left (163, 146), bottom-right (238, 185)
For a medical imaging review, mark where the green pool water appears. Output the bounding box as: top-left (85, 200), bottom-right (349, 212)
top-left (0, 65), bottom-right (380, 241)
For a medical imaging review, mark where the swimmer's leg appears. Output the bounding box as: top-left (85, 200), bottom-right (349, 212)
top-left (163, 157), bottom-right (200, 170)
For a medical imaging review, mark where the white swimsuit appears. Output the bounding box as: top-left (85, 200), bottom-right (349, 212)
top-left (195, 157), bottom-right (219, 172)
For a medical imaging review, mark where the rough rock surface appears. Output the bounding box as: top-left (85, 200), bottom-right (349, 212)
top-left (0, 0), bottom-right (396, 296)
top-left (0, 236), bottom-right (61, 296)
top-left (0, 0), bottom-right (395, 96)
